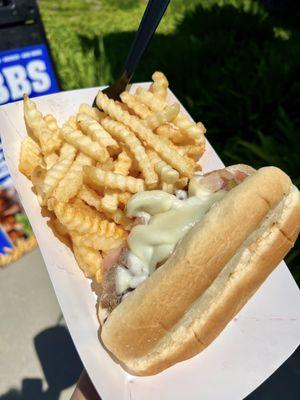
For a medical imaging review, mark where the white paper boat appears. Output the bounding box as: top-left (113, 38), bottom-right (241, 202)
top-left (1, 84), bottom-right (299, 400)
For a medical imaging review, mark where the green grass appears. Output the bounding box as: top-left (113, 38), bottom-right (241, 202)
top-left (39, 0), bottom-right (300, 283)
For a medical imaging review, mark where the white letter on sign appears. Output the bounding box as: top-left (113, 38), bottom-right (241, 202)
top-left (27, 60), bottom-right (51, 92)
top-left (0, 73), bottom-right (10, 104)
top-left (2, 65), bottom-right (31, 100)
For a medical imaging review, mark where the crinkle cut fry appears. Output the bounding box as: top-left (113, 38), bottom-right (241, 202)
top-left (41, 143), bottom-right (76, 198)
top-left (179, 144), bottom-right (205, 160)
top-left (39, 129), bottom-right (62, 155)
top-left (134, 87), bottom-right (166, 112)
top-left (159, 135), bottom-right (199, 172)
top-left (19, 137), bottom-right (42, 178)
top-left (31, 165), bottom-right (47, 206)
top-left (118, 191), bottom-right (132, 206)
top-left (156, 123), bottom-right (185, 144)
top-left (79, 184), bottom-right (129, 229)
top-left (83, 166), bottom-right (145, 193)
top-left (78, 103), bottom-right (106, 123)
top-left (52, 217), bottom-right (69, 237)
top-left (77, 113), bottom-right (119, 150)
top-left (101, 149), bottom-right (132, 213)
top-left (77, 184), bottom-right (102, 212)
top-left (42, 113), bottom-right (63, 154)
top-left (146, 149), bottom-right (179, 184)
top-left (71, 231), bottom-right (102, 279)
top-left (44, 153), bottom-right (59, 170)
top-left (44, 114), bottom-right (58, 130)
top-left (67, 116), bottom-right (78, 130)
top-left (162, 182), bottom-right (174, 193)
top-left (79, 234), bottom-right (125, 252)
top-left (101, 191), bottom-right (118, 212)
top-left (97, 158), bottom-right (114, 172)
top-left (173, 113), bottom-right (206, 142)
top-left (30, 165), bottom-right (47, 206)
top-left (120, 91), bottom-right (152, 119)
top-left (135, 87), bottom-right (206, 143)
top-left (49, 198), bottom-right (104, 234)
top-left (175, 177), bottom-right (189, 190)
top-left (77, 185), bottom-right (132, 230)
top-left (23, 94), bottom-right (46, 140)
top-left (142, 103), bottom-right (180, 130)
top-left (53, 152), bottom-right (93, 202)
top-left (96, 92), bottom-right (193, 178)
top-left (150, 71), bottom-right (169, 100)
top-left (70, 214), bottom-right (127, 258)
top-left (114, 150), bottom-right (132, 176)
top-left (23, 95), bottom-right (61, 154)
top-left (108, 210), bottom-right (132, 230)
top-left (101, 117), bottom-right (158, 187)
top-left (61, 124), bottom-right (109, 163)
top-left (31, 165), bottom-right (46, 187)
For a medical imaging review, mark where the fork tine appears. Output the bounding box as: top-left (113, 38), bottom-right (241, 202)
top-left (94, 71), bottom-right (130, 108)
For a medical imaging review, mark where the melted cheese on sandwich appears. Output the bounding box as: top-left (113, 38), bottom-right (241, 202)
top-left (115, 179), bottom-right (226, 294)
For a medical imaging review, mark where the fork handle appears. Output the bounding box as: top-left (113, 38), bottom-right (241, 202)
top-left (123, 0), bottom-right (170, 81)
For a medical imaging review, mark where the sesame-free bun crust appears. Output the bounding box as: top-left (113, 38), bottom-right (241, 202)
top-left (100, 166), bottom-right (300, 375)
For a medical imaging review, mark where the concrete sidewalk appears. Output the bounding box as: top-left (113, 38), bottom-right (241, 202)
top-left (0, 248), bottom-right (82, 399)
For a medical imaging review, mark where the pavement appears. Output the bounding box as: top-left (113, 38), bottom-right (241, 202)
top-left (0, 248), bottom-right (83, 400)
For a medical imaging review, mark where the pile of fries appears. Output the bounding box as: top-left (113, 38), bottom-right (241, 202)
top-left (18, 72), bottom-right (206, 283)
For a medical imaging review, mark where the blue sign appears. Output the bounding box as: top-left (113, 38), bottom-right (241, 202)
top-left (0, 139), bottom-right (11, 185)
top-left (0, 43), bottom-right (59, 105)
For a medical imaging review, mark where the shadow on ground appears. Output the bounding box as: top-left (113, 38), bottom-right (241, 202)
top-left (78, 2), bottom-right (300, 280)
top-left (0, 323), bottom-right (82, 400)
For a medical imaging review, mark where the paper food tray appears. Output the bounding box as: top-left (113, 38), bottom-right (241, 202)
top-left (1, 84), bottom-right (299, 400)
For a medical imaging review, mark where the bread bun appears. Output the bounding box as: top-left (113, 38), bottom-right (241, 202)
top-left (100, 167), bottom-right (300, 375)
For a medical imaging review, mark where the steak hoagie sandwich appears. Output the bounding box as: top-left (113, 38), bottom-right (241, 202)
top-left (98, 164), bottom-right (300, 375)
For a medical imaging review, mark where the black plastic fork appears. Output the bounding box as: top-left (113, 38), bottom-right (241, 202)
top-left (93, 0), bottom-right (170, 106)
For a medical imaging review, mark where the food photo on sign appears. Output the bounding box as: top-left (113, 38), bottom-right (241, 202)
top-left (0, 151), bottom-right (36, 265)
top-left (0, 1), bottom-right (300, 400)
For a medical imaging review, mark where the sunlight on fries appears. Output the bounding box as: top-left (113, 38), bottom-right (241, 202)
top-left (19, 137), bottom-right (42, 178)
top-left (19, 71), bottom-right (206, 282)
top-left (150, 71), bottom-right (169, 100)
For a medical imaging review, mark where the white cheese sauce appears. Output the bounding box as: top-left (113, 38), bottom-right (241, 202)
top-left (114, 182), bottom-right (227, 295)
top-left (127, 190), bottom-right (225, 274)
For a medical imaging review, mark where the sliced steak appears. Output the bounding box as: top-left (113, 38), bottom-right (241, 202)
top-left (100, 265), bottom-right (121, 312)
